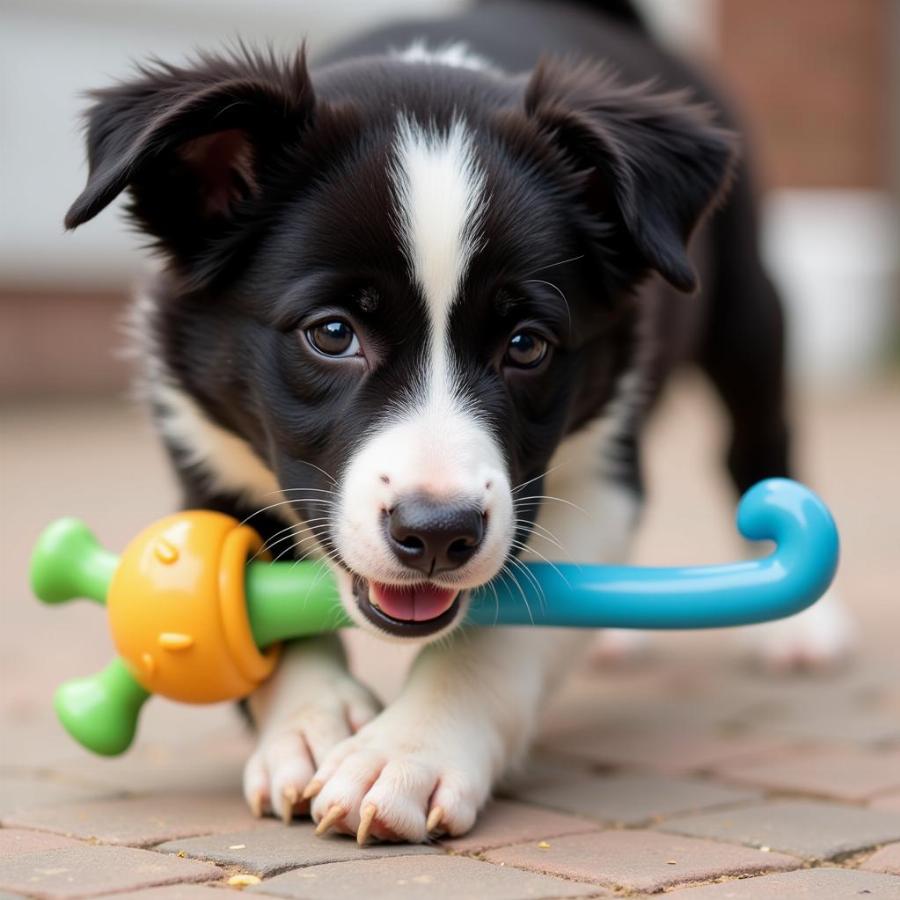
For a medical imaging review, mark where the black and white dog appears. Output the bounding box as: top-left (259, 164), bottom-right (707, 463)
top-left (66, 0), bottom-right (851, 842)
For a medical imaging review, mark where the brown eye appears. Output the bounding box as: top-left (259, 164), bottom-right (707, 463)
top-left (306, 319), bottom-right (361, 358)
top-left (504, 330), bottom-right (549, 369)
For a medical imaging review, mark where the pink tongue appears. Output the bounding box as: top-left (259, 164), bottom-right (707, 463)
top-left (369, 583), bottom-right (459, 622)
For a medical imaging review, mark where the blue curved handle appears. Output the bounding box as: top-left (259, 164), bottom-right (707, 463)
top-left (468, 478), bottom-right (839, 629)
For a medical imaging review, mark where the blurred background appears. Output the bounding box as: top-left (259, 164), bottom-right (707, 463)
top-left (1, 2), bottom-right (899, 766)
top-left (1, 0), bottom-right (897, 395)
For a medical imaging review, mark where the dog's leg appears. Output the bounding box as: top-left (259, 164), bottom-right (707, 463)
top-left (307, 421), bottom-right (640, 842)
top-left (699, 168), bottom-right (855, 670)
top-left (242, 635), bottom-right (382, 822)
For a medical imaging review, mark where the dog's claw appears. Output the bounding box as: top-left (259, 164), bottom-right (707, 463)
top-left (357, 803), bottom-right (377, 846)
top-left (426, 805), bottom-right (444, 834)
top-left (315, 803), bottom-right (346, 836)
top-left (302, 779), bottom-right (323, 801)
top-left (281, 786), bottom-right (298, 825)
top-left (249, 790), bottom-right (265, 819)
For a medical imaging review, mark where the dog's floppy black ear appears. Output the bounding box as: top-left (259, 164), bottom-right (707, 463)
top-left (525, 57), bottom-right (738, 292)
top-left (65, 46), bottom-right (315, 261)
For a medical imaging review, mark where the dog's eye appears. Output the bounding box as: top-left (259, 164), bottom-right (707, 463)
top-left (504, 330), bottom-right (549, 369)
top-left (306, 319), bottom-right (361, 358)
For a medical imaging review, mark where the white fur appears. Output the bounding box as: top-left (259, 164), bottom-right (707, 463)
top-left (391, 115), bottom-right (486, 355)
top-left (274, 401), bottom-right (642, 840)
top-left (327, 115), bottom-right (510, 637)
top-left (154, 382), bottom-right (282, 505)
top-left (391, 39), bottom-right (497, 74)
top-left (741, 585), bottom-right (857, 671)
top-left (334, 406), bottom-right (512, 600)
top-left (243, 635), bottom-right (381, 822)
top-left (129, 287), bottom-right (285, 514)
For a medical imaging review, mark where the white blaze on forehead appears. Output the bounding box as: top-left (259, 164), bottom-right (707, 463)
top-left (391, 40), bottom-right (498, 74)
top-left (391, 115), bottom-right (486, 364)
top-left (328, 116), bottom-right (510, 603)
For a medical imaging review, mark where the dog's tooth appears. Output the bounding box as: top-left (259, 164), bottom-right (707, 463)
top-left (357, 803), bottom-right (377, 846)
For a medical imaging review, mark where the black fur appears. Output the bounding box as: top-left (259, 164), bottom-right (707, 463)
top-left (66, 0), bottom-right (788, 571)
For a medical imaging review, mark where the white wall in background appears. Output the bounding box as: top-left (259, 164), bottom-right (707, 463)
top-left (762, 191), bottom-right (899, 385)
top-left (0, 0), bottom-right (460, 288)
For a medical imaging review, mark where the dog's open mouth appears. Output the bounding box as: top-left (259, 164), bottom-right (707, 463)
top-left (352, 576), bottom-right (462, 637)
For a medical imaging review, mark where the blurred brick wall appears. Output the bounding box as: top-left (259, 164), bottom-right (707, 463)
top-left (0, 291), bottom-right (132, 399)
top-left (716, 0), bottom-right (893, 190)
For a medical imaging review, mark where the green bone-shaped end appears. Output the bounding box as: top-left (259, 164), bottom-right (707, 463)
top-left (54, 660), bottom-right (150, 756)
top-left (30, 518), bottom-right (118, 606)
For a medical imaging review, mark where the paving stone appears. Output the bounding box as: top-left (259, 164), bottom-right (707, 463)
top-left (861, 842), bottom-right (900, 875)
top-left (545, 728), bottom-right (799, 775)
top-left (50, 731), bottom-right (252, 795)
top-left (758, 709), bottom-right (900, 744)
top-left (249, 854), bottom-right (603, 899)
top-left (0, 829), bottom-right (83, 857)
top-left (158, 823), bottom-right (439, 876)
top-left (716, 746), bottom-right (900, 801)
top-left (660, 799), bottom-right (900, 859)
top-left (872, 791), bottom-right (900, 811)
top-left (104, 888), bottom-right (231, 900)
top-left (438, 800), bottom-right (599, 852)
top-left (0, 845), bottom-right (224, 899)
top-left (0, 773), bottom-right (117, 819)
top-left (499, 753), bottom-right (593, 794)
top-left (669, 867), bottom-right (900, 898)
top-left (483, 829), bottom-right (798, 893)
top-left (3, 791), bottom-right (269, 847)
top-left (509, 770), bottom-right (759, 825)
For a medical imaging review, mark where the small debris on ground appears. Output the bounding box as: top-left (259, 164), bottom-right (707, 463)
top-left (228, 874), bottom-right (262, 888)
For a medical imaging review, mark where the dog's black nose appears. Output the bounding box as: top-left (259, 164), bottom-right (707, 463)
top-left (386, 496), bottom-right (484, 575)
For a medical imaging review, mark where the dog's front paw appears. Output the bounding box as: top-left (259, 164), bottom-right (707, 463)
top-left (243, 673), bottom-right (381, 824)
top-left (307, 711), bottom-right (492, 844)
top-left (743, 587), bottom-right (857, 673)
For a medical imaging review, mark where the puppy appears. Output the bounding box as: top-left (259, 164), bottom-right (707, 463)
top-left (66, 0), bottom-right (852, 842)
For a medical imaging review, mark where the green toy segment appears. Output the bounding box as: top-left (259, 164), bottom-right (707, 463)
top-left (30, 517), bottom-right (117, 606)
top-left (30, 518), bottom-right (350, 648)
top-left (53, 659), bottom-right (150, 756)
top-left (245, 560), bottom-right (351, 647)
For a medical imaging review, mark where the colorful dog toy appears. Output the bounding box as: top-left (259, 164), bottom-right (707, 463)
top-left (30, 478), bottom-right (838, 756)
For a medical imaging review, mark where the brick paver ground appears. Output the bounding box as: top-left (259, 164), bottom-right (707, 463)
top-left (669, 867), bottom-right (900, 898)
top-left (862, 842), bottom-right (900, 876)
top-left (0, 845), bottom-right (223, 899)
top-left (3, 379), bottom-right (900, 898)
top-left (659, 799), bottom-right (900, 859)
top-left (483, 830), bottom-right (799, 892)
top-left (157, 824), bottom-right (439, 876)
top-left (248, 855), bottom-right (604, 900)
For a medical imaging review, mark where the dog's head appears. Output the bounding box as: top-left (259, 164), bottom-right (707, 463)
top-left (67, 48), bottom-right (735, 641)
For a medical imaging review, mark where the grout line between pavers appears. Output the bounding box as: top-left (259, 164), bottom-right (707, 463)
top-left (0, 820), bottom-right (230, 850)
top-left (649, 814), bottom-right (897, 868)
top-left (151, 844), bottom-right (453, 880)
top-left (470, 844), bottom-right (809, 898)
top-left (516, 794), bottom-right (768, 834)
